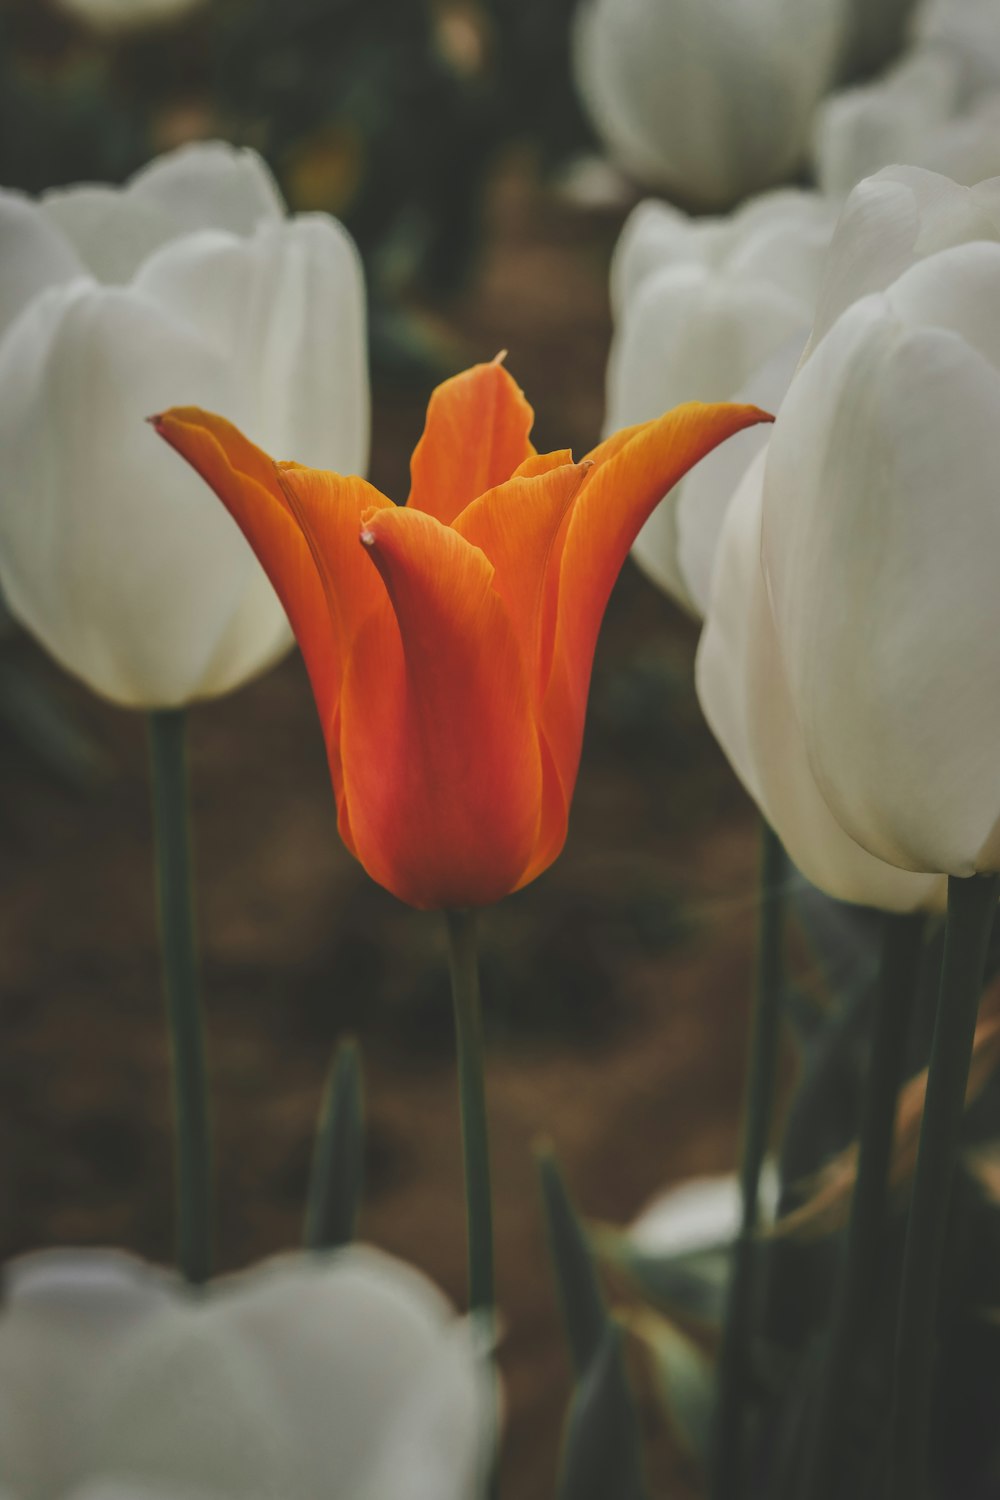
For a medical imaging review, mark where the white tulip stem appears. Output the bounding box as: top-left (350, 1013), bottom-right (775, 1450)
top-left (149, 707), bottom-right (213, 1286)
top-left (888, 873), bottom-right (999, 1500)
top-left (709, 823), bottom-right (787, 1500)
top-left (803, 911), bottom-right (926, 1500)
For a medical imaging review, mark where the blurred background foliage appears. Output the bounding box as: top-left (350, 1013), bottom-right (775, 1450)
top-left (0, 0), bottom-right (595, 318)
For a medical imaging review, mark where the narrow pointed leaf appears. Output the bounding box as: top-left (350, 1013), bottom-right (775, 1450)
top-left (304, 1038), bottom-right (364, 1251)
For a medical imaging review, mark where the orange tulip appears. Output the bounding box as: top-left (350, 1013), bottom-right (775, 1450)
top-left (155, 359), bottom-right (769, 910)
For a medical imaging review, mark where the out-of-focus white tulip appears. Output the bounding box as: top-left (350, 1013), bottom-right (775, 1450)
top-left (572, 0), bottom-right (844, 210)
top-left (56, 0), bottom-right (206, 33)
top-left (914, 0), bottom-right (1000, 97)
top-left (815, 45), bottom-right (1000, 195)
top-left (0, 1246), bottom-right (492, 1500)
top-left (759, 236), bottom-right (1000, 878)
top-left (696, 452), bottom-right (946, 911)
top-left (0, 141), bottom-right (369, 709)
top-left (630, 1164), bottom-right (781, 1258)
top-left (609, 191), bottom-right (838, 613)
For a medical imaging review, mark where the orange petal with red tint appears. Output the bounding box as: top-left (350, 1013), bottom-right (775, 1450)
top-left (274, 465), bottom-right (394, 675)
top-left (406, 359), bottom-right (536, 525)
top-left (541, 402), bottom-right (774, 801)
top-left (154, 408), bottom-right (338, 725)
top-left (338, 505), bottom-right (542, 909)
top-left (453, 462), bottom-right (589, 696)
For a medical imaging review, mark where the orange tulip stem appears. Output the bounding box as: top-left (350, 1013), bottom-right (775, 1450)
top-left (888, 872), bottom-right (999, 1500)
top-left (445, 907), bottom-right (495, 1316)
top-left (710, 822), bottom-right (786, 1500)
top-left (148, 708), bottom-right (213, 1286)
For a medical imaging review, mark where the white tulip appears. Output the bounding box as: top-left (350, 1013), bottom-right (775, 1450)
top-left (0, 141), bottom-right (369, 709)
top-left (761, 237), bottom-right (1000, 877)
top-left (815, 45), bottom-right (1000, 195)
top-left (696, 452), bottom-right (946, 910)
top-left (572, 0), bottom-right (844, 210)
top-left (609, 191), bottom-right (838, 613)
top-left (913, 0), bottom-right (1000, 97)
top-left (0, 1246), bottom-right (492, 1500)
top-left (55, 0), bottom-right (206, 33)
top-left (630, 1164), bottom-right (780, 1258)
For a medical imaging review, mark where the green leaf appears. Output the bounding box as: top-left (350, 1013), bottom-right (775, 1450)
top-left (538, 1149), bottom-right (649, 1500)
top-left (594, 1224), bottom-right (730, 1329)
top-left (630, 1310), bottom-right (714, 1469)
top-left (304, 1038), bottom-right (364, 1250)
top-left (538, 1148), bottom-right (608, 1375)
top-left (557, 1326), bottom-right (647, 1500)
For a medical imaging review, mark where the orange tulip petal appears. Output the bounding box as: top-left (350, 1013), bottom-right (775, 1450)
top-left (406, 359), bottom-right (536, 525)
top-left (541, 402), bottom-right (774, 798)
top-left (338, 505), bottom-right (543, 908)
top-left (274, 464), bottom-right (394, 667)
top-left (153, 408), bottom-right (338, 724)
top-left (513, 449), bottom-right (574, 479)
top-left (453, 462), bottom-right (589, 696)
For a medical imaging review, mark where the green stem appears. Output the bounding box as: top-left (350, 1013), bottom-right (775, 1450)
top-left (445, 908), bottom-right (495, 1314)
top-left (803, 911), bottom-right (926, 1500)
top-left (148, 708), bottom-right (212, 1286)
top-left (888, 873), bottom-right (998, 1500)
top-left (709, 823), bottom-right (787, 1500)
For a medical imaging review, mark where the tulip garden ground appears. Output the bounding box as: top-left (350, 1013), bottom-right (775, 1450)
top-left (0, 158), bottom-right (769, 1499)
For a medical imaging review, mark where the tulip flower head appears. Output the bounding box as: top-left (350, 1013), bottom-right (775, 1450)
top-left (0, 141), bottom-right (369, 709)
top-left (156, 361), bottom-right (767, 909)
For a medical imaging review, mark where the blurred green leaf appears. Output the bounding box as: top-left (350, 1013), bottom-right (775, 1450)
top-left (557, 1325), bottom-right (647, 1500)
top-left (594, 1224), bottom-right (729, 1330)
top-left (538, 1148), bottom-right (608, 1375)
top-left (538, 1149), bottom-right (649, 1500)
top-left (304, 1037), bottom-right (364, 1250)
top-left (630, 1309), bottom-right (714, 1468)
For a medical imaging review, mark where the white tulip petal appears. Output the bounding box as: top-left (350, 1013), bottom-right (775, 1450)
top-left (816, 44), bottom-right (1000, 197)
top-left (41, 187), bottom-right (178, 286)
top-left (613, 263), bottom-right (806, 613)
top-left (355, 1319), bottom-right (494, 1500)
top-left (809, 165), bottom-right (1000, 350)
top-left (914, 0), bottom-right (1000, 96)
top-left (608, 199), bottom-right (693, 315)
top-left (675, 335), bottom-right (802, 615)
top-left (0, 281), bottom-right (290, 707)
top-left (88, 1303), bottom-right (295, 1499)
top-left (200, 1249), bottom-right (464, 1499)
top-left (0, 193), bottom-right (84, 335)
top-left (697, 451), bottom-right (943, 910)
top-left (55, 0), bottom-right (205, 32)
top-left (631, 1165), bottom-right (780, 1256)
top-left (0, 1251), bottom-right (174, 1500)
top-left (134, 215), bottom-right (369, 473)
top-left (127, 143), bottom-right (285, 240)
top-left (764, 244), bottom-right (1000, 875)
